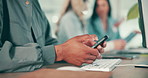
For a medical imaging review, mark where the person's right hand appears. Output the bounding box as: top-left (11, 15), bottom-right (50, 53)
top-left (55, 34), bottom-right (106, 66)
top-left (113, 39), bottom-right (126, 50)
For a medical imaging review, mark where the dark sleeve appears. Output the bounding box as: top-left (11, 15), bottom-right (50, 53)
top-left (0, 0), bottom-right (57, 73)
top-left (0, 41), bottom-right (56, 73)
top-left (44, 20), bottom-right (58, 46)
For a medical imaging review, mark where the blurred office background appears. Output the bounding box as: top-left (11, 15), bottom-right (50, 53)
top-left (39, 0), bottom-right (142, 49)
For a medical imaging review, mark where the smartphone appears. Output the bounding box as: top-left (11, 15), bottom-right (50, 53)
top-left (91, 35), bottom-right (109, 48)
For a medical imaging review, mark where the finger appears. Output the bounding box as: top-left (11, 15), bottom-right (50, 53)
top-left (72, 60), bottom-right (83, 66)
top-left (83, 39), bottom-right (96, 47)
top-left (85, 60), bottom-right (94, 64)
top-left (121, 41), bottom-right (126, 47)
top-left (121, 40), bottom-right (126, 44)
top-left (77, 34), bottom-right (98, 46)
top-left (80, 34), bottom-right (100, 48)
top-left (81, 43), bottom-right (99, 56)
top-left (85, 54), bottom-right (97, 60)
top-left (121, 45), bottom-right (125, 49)
top-left (97, 53), bottom-right (102, 59)
top-left (85, 48), bottom-right (99, 56)
top-left (101, 42), bottom-right (107, 48)
top-left (76, 34), bottom-right (96, 41)
top-left (100, 48), bottom-right (104, 54)
top-left (75, 63), bottom-right (83, 66)
top-left (119, 45), bottom-right (124, 50)
top-left (89, 34), bottom-right (98, 41)
top-left (97, 46), bottom-right (104, 53)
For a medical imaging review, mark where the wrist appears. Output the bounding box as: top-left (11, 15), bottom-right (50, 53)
top-left (55, 44), bottom-right (63, 61)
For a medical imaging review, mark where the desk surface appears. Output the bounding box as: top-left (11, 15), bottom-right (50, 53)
top-left (0, 55), bottom-right (148, 78)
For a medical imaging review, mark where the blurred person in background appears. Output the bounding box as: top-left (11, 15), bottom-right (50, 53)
top-left (56, 0), bottom-right (88, 44)
top-left (87, 0), bottom-right (127, 52)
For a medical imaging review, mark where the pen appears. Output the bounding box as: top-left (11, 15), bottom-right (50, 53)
top-left (135, 65), bottom-right (148, 68)
top-left (116, 64), bottom-right (148, 68)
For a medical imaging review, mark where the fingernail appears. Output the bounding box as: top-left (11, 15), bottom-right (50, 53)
top-left (95, 37), bottom-right (98, 40)
top-left (97, 55), bottom-right (101, 59)
top-left (97, 56), bottom-right (99, 59)
top-left (97, 46), bottom-right (102, 49)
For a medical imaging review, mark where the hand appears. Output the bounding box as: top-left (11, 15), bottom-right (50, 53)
top-left (55, 34), bottom-right (106, 66)
top-left (113, 39), bottom-right (126, 50)
top-left (133, 30), bottom-right (141, 34)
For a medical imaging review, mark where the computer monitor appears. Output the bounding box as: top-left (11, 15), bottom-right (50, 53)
top-left (138, 0), bottom-right (148, 48)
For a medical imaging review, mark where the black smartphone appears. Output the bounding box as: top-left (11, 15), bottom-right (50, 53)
top-left (91, 35), bottom-right (109, 48)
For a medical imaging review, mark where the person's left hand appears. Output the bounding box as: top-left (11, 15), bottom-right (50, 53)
top-left (133, 30), bottom-right (141, 34)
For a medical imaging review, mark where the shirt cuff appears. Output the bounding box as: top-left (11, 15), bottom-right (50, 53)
top-left (42, 45), bottom-right (56, 65)
top-left (104, 41), bottom-right (115, 52)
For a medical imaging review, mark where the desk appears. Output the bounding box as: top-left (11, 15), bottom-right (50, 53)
top-left (0, 55), bottom-right (148, 78)
top-left (112, 55), bottom-right (148, 78)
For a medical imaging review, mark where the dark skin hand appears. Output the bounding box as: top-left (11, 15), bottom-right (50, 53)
top-left (55, 34), bottom-right (106, 66)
